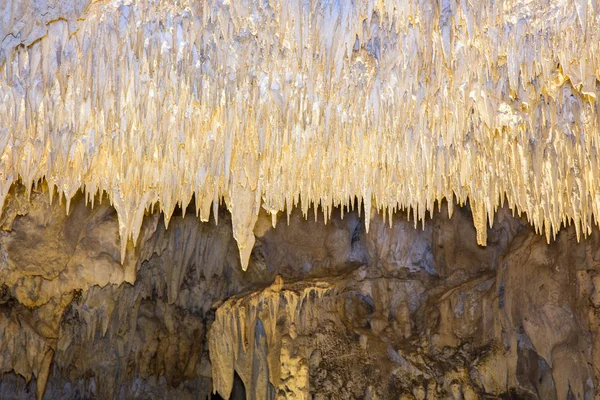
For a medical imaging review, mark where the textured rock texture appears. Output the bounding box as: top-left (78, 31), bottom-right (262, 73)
top-left (0, 183), bottom-right (598, 399)
top-left (4, 1), bottom-right (600, 398)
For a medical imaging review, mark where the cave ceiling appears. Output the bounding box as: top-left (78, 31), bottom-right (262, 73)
top-left (1, 0), bottom-right (598, 269)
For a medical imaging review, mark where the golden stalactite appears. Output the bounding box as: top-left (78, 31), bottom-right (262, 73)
top-left (1, 0), bottom-right (599, 270)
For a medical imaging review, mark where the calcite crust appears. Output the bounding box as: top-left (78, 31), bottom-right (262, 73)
top-left (2, 0), bottom-right (600, 269)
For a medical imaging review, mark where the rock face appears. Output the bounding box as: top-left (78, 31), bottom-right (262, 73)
top-left (4, 1), bottom-right (600, 398)
top-left (0, 183), bottom-right (598, 399)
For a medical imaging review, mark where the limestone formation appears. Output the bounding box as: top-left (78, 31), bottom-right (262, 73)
top-left (3, 0), bottom-right (600, 269)
top-left (3, 0), bottom-right (600, 399)
top-left (0, 183), bottom-right (595, 399)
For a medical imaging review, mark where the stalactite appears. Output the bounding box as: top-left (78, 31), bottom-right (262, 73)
top-left (2, 0), bottom-right (600, 269)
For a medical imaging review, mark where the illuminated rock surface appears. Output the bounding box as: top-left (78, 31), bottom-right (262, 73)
top-left (0, 183), bottom-right (598, 399)
top-left (2, 0), bottom-right (600, 398)
top-left (3, 0), bottom-right (600, 268)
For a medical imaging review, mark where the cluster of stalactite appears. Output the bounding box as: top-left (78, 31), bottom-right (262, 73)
top-left (2, 0), bottom-right (600, 269)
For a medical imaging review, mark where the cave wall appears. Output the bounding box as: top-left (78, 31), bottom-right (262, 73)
top-left (3, 0), bottom-right (600, 398)
top-left (0, 183), bottom-right (598, 399)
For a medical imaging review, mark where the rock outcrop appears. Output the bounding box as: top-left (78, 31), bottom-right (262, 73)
top-left (3, 0), bottom-right (600, 398)
top-left (0, 183), bottom-right (598, 399)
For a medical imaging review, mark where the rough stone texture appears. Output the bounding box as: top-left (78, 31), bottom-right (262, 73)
top-left (0, 183), bottom-right (599, 399)
top-left (4, 1), bottom-right (600, 398)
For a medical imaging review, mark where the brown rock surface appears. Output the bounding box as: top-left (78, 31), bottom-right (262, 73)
top-left (0, 184), bottom-right (597, 399)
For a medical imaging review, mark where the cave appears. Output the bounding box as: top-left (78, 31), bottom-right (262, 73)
top-left (1, 0), bottom-right (600, 399)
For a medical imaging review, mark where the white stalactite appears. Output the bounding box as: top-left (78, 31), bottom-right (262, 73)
top-left (2, 0), bottom-right (600, 269)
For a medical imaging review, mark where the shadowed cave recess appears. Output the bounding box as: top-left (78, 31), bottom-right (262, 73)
top-left (0, 183), bottom-right (597, 400)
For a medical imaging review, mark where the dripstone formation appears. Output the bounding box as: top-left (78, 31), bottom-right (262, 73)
top-left (3, 0), bottom-right (600, 268)
top-left (3, 0), bottom-right (600, 398)
top-left (0, 183), bottom-right (597, 399)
